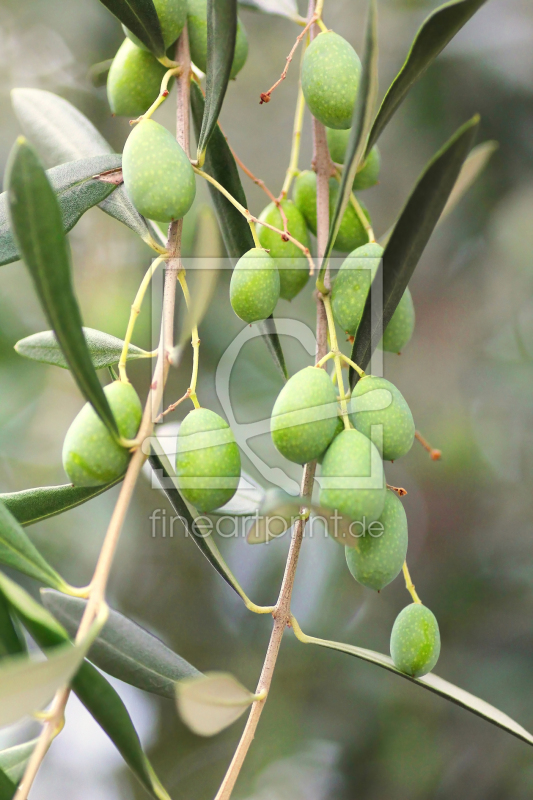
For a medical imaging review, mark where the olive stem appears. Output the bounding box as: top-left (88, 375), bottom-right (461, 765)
top-left (333, 168), bottom-right (375, 243)
top-left (192, 167), bottom-right (316, 273)
top-left (322, 294), bottom-right (351, 429)
top-left (177, 270), bottom-right (201, 409)
top-left (315, 350), bottom-right (335, 368)
top-left (279, 56), bottom-right (307, 199)
top-left (15, 29), bottom-right (192, 800)
top-left (259, 14), bottom-right (318, 105)
top-left (337, 351), bottom-right (365, 378)
top-left (402, 561), bottom-right (422, 604)
top-left (229, 146), bottom-right (289, 232)
top-left (118, 256), bottom-right (165, 383)
top-left (248, 219), bottom-right (262, 248)
top-left (131, 66), bottom-right (182, 124)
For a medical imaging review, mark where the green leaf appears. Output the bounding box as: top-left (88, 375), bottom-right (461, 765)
top-left (349, 116), bottom-right (480, 386)
top-left (292, 622), bottom-right (533, 748)
top-left (246, 489), bottom-right (301, 544)
top-left (0, 591), bottom-right (27, 659)
top-left (320, 0), bottom-right (378, 280)
top-left (191, 82), bottom-right (254, 258)
top-left (10, 89), bottom-right (162, 252)
top-left (41, 590), bottom-right (201, 699)
top-left (6, 138), bottom-right (119, 437)
top-left (0, 502), bottom-right (67, 590)
top-left (0, 768), bottom-right (16, 799)
top-left (196, 0), bottom-right (238, 164)
top-left (0, 575), bottom-right (170, 800)
top-left (149, 450), bottom-right (252, 602)
top-left (0, 739), bottom-right (38, 786)
top-left (439, 140), bottom-right (498, 223)
top-left (366, 0), bottom-right (488, 155)
top-left (0, 155), bottom-right (120, 267)
top-left (190, 82), bottom-right (288, 380)
top-left (0, 480), bottom-right (122, 528)
top-left (97, 0), bottom-right (165, 56)
top-left (15, 327), bottom-right (149, 370)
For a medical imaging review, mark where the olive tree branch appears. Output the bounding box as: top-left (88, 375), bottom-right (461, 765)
top-left (16, 29), bottom-right (192, 800)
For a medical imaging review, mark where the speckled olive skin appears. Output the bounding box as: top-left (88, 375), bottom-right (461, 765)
top-left (350, 375), bottom-right (415, 461)
top-left (176, 408), bottom-right (241, 512)
top-left (62, 381), bottom-right (142, 487)
top-left (271, 366), bottom-right (339, 464)
top-left (122, 119), bottom-right (196, 223)
top-left (293, 170), bottom-right (370, 253)
top-left (258, 200), bottom-right (310, 301)
top-left (331, 242), bottom-right (415, 351)
top-left (320, 428), bottom-right (386, 524)
top-left (317, 415), bottom-right (344, 464)
top-left (301, 31), bottom-right (361, 130)
top-left (107, 39), bottom-right (171, 118)
top-left (345, 489), bottom-right (408, 590)
top-left (124, 0), bottom-right (187, 50)
top-left (326, 129), bottom-right (381, 190)
top-left (382, 288), bottom-right (415, 353)
top-left (390, 603), bottom-right (441, 678)
top-left (229, 248), bottom-right (280, 323)
top-left (187, 0), bottom-right (248, 79)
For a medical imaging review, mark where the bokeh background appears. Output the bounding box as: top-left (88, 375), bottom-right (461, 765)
top-left (1, 0), bottom-right (533, 797)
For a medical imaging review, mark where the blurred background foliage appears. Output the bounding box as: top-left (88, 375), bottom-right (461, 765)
top-left (1, 0), bottom-right (533, 798)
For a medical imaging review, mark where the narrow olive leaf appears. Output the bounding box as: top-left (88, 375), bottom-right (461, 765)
top-left (196, 0), bottom-right (238, 164)
top-left (0, 577), bottom-right (170, 800)
top-left (41, 590), bottom-right (202, 699)
top-left (15, 327), bottom-right (148, 370)
top-left (0, 613), bottom-right (102, 729)
top-left (10, 89), bottom-right (162, 251)
top-left (96, 0), bottom-right (165, 56)
top-left (148, 450), bottom-right (250, 601)
top-left (0, 155), bottom-right (120, 267)
top-left (190, 82), bottom-right (254, 258)
top-left (320, 0), bottom-right (378, 279)
top-left (0, 768), bottom-right (16, 799)
top-left (0, 739), bottom-right (38, 786)
top-left (247, 489), bottom-right (302, 544)
top-left (190, 83), bottom-right (288, 379)
top-left (0, 592), bottom-right (27, 659)
top-left (366, 0), bottom-right (488, 156)
top-left (292, 623), bottom-right (533, 747)
top-left (211, 471), bottom-right (265, 516)
top-left (238, 0), bottom-right (300, 20)
top-left (88, 58), bottom-right (114, 87)
top-left (349, 116), bottom-right (480, 387)
top-left (0, 502), bottom-right (67, 590)
top-left (0, 479), bottom-right (122, 528)
top-left (176, 672), bottom-right (255, 736)
top-left (439, 140), bottom-right (498, 223)
top-left (6, 139), bottom-right (118, 437)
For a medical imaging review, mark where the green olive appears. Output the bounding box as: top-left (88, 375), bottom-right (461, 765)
top-left (390, 603), bottom-right (441, 678)
top-left (229, 248), bottom-right (280, 323)
top-left (107, 39), bottom-right (170, 118)
top-left (350, 375), bottom-right (415, 461)
top-left (258, 200), bottom-right (310, 301)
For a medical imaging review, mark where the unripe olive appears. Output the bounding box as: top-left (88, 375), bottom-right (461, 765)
top-left (301, 31), bottom-right (361, 130)
top-left (258, 200), bottom-right (310, 301)
top-left (345, 489), bottom-right (407, 590)
top-left (293, 170), bottom-right (370, 253)
top-left (271, 366), bottom-right (339, 464)
top-left (326, 129), bottom-right (381, 190)
top-left (317, 415), bottom-right (344, 464)
top-left (124, 0), bottom-right (187, 50)
top-left (176, 408), bottom-right (241, 512)
top-left (320, 428), bottom-right (386, 524)
top-left (122, 119), bottom-right (196, 222)
top-left (107, 39), bottom-right (170, 118)
top-left (330, 242), bottom-right (415, 352)
top-left (62, 381), bottom-right (142, 487)
top-left (187, 0), bottom-right (248, 79)
top-left (390, 603), bottom-right (441, 678)
top-left (350, 375), bottom-right (415, 461)
top-left (229, 248), bottom-right (280, 323)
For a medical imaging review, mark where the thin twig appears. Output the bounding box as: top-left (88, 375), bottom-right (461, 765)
top-left (15, 29), bottom-right (192, 800)
top-left (230, 148), bottom-right (289, 232)
top-left (260, 14), bottom-right (317, 104)
top-left (415, 430), bottom-right (442, 461)
top-left (387, 484), bottom-right (408, 497)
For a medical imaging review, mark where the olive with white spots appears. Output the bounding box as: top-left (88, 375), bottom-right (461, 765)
top-left (258, 199), bottom-right (310, 301)
top-left (350, 375), bottom-right (415, 461)
top-left (345, 489), bottom-right (408, 590)
top-left (390, 603), bottom-right (441, 678)
top-left (326, 128), bottom-right (381, 190)
top-left (176, 408), bottom-right (241, 513)
top-left (229, 248), bottom-right (280, 323)
top-left (107, 39), bottom-right (171, 118)
top-left (188, 0), bottom-right (248, 79)
top-left (62, 381), bottom-right (142, 487)
top-left (301, 31), bottom-right (361, 130)
top-left (122, 119), bottom-right (196, 223)
top-left (124, 0), bottom-right (187, 50)
top-left (271, 366), bottom-right (339, 464)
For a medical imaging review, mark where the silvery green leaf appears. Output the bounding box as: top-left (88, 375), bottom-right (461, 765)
top-left (15, 327), bottom-right (149, 370)
top-left (176, 672), bottom-right (255, 736)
